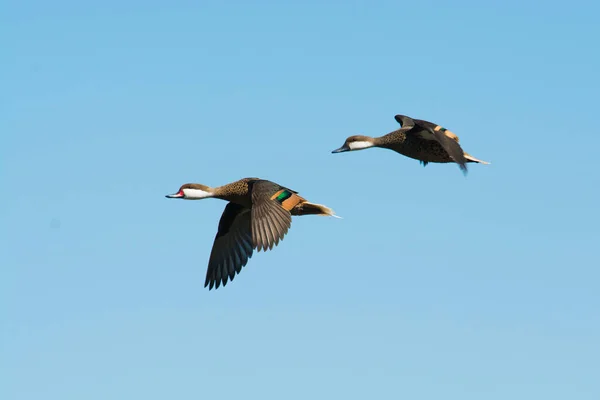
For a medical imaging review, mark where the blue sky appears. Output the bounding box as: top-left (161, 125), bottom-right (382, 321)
top-left (2, 0), bottom-right (599, 399)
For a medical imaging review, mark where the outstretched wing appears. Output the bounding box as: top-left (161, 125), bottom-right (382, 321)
top-left (411, 118), bottom-right (468, 173)
top-left (250, 180), bottom-right (293, 252)
top-left (205, 202), bottom-right (254, 290)
top-left (394, 114), bottom-right (416, 130)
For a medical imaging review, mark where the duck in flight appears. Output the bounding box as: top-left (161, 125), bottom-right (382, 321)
top-left (332, 114), bottom-right (489, 174)
top-left (166, 178), bottom-right (339, 290)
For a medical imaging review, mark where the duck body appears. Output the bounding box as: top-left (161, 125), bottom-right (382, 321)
top-left (333, 114), bottom-right (489, 174)
top-left (204, 178), bottom-right (326, 215)
top-left (377, 127), bottom-right (456, 164)
top-left (166, 177), bottom-right (337, 290)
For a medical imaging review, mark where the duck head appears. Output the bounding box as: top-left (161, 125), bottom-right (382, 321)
top-left (332, 135), bottom-right (376, 153)
top-left (166, 183), bottom-right (215, 200)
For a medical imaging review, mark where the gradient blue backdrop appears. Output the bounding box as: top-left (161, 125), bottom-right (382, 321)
top-left (2, 1), bottom-right (599, 399)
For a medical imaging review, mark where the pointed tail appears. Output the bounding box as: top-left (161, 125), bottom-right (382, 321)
top-left (293, 201), bottom-right (342, 218)
top-left (464, 153), bottom-right (491, 165)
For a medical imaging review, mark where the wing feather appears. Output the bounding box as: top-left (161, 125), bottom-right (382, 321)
top-left (250, 180), bottom-right (293, 252)
top-left (204, 203), bottom-right (253, 290)
top-left (408, 117), bottom-right (469, 173)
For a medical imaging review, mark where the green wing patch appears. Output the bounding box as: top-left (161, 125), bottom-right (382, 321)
top-left (274, 189), bottom-right (293, 203)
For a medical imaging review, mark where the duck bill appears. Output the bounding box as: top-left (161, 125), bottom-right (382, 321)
top-left (332, 145), bottom-right (350, 154)
top-left (165, 192), bottom-right (184, 198)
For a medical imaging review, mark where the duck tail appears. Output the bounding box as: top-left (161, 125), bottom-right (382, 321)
top-left (293, 201), bottom-right (342, 218)
top-left (464, 153), bottom-right (491, 165)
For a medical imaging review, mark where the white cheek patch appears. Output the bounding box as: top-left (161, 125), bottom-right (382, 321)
top-left (348, 141), bottom-right (374, 150)
top-left (183, 188), bottom-right (213, 199)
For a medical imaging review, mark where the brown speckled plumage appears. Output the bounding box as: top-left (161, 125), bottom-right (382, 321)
top-left (333, 114), bottom-right (489, 174)
top-left (166, 178), bottom-right (337, 290)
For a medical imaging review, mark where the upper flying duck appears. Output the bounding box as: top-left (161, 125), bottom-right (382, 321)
top-left (166, 178), bottom-right (339, 290)
top-left (332, 114), bottom-right (489, 174)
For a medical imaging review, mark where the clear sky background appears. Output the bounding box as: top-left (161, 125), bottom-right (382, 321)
top-left (2, 1), bottom-right (599, 399)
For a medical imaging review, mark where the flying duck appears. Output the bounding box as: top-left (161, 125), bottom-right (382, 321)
top-left (332, 114), bottom-right (489, 174)
top-left (166, 178), bottom-right (338, 290)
